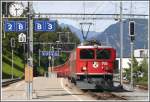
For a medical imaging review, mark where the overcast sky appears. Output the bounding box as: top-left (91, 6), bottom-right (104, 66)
top-left (22, 1), bottom-right (149, 32)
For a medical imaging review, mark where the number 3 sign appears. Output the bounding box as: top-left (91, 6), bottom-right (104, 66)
top-left (34, 20), bottom-right (56, 32)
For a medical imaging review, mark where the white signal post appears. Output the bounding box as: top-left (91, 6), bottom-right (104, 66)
top-left (11, 38), bottom-right (15, 79)
top-left (129, 21), bottom-right (135, 91)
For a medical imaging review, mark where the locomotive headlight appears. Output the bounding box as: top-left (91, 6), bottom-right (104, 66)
top-left (82, 66), bottom-right (87, 71)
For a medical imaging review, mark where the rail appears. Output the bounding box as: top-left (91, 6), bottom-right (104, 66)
top-left (2, 78), bottom-right (22, 87)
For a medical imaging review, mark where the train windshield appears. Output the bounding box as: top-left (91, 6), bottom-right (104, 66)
top-left (80, 49), bottom-right (94, 59)
top-left (96, 49), bottom-right (111, 59)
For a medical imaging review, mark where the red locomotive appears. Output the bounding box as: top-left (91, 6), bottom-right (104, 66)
top-left (53, 42), bottom-right (116, 89)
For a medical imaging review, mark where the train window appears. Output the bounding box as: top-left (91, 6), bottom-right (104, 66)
top-left (80, 49), bottom-right (94, 59)
top-left (96, 49), bottom-right (111, 59)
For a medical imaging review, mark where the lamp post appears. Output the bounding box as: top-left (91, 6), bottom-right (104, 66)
top-left (51, 46), bottom-right (54, 72)
top-left (48, 55), bottom-right (51, 77)
top-left (56, 40), bottom-right (61, 56)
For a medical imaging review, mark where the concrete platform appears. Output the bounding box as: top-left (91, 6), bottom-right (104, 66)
top-left (2, 77), bottom-right (95, 101)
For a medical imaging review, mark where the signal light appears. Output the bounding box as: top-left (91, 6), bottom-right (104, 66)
top-left (11, 38), bottom-right (15, 48)
top-left (129, 21), bottom-right (135, 36)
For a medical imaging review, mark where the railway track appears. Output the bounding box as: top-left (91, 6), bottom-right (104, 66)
top-left (2, 78), bottom-right (22, 87)
top-left (81, 84), bottom-right (148, 100)
top-left (66, 79), bottom-right (127, 100)
top-left (82, 89), bottom-right (127, 100)
top-left (66, 79), bottom-right (148, 100)
top-left (86, 91), bottom-right (127, 100)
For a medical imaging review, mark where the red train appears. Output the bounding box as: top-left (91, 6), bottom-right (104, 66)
top-left (53, 43), bottom-right (116, 89)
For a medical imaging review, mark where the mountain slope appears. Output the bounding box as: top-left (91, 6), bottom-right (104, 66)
top-left (60, 23), bottom-right (101, 41)
top-left (92, 19), bottom-right (148, 57)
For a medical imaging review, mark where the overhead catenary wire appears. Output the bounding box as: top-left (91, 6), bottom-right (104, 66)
top-left (92, 2), bottom-right (105, 14)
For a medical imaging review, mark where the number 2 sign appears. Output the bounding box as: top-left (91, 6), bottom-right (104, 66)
top-left (4, 20), bottom-right (26, 32)
top-left (4, 21), bottom-right (16, 32)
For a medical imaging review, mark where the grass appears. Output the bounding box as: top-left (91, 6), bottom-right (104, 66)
top-left (2, 52), bottom-right (24, 79)
top-left (2, 62), bottom-right (24, 78)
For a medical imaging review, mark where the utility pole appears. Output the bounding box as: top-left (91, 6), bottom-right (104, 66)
top-left (67, 32), bottom-right (70, 42)
top-left (120, 1), bottom-right (123, 87)
top-left (51, 46), bottom-right (54, 72)
top-left (48, 44), bottom-right (52, 77)
top-left (39, 49), bottom-right (41, 67)
top-left (130, 41), bottom-right (134, 90)
top-left (57, 32), bottom-right (62, 42)
top-left (26, 1), bottom-right (33, 100)
top-left (6, 1), bottom-right (8, 17)
top-left (130, 1), bottom-right (134, 91)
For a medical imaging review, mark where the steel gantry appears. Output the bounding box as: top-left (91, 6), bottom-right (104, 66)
top-left (2, 13), bottom-right (148, 20)
top-left (33, 13), bottom-right (148, 20)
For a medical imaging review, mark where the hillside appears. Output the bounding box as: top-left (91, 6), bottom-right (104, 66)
top-left (60, 23), bottom-right (101, 41)
top-left (92, 19), bottom-right (148, 57)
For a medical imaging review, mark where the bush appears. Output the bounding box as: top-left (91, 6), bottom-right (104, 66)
top-left (125, 56), bottom-right (148, 86)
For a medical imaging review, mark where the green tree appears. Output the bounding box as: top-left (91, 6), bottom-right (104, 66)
top-left (138, 56), bottom-right (148, 85)
top-left (125, 56), bottom-right (148, 86)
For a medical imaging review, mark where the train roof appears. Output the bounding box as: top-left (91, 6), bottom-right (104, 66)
top-left (77, 45), bottom-right (113, 49)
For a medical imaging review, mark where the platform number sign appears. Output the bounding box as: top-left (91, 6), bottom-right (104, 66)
top-left (34, 21), bottom-right (45, 31)
top-left (5, 21), bottom-right (16, 32)
top-left (45, 21), bottom-right (56, 31)
top-left (16, 21), bottom-right (26, 32)
top-left (34, 20), bottom-right (56, 32)
top-left (4, 20), bottom-right (27, 32)
top-left (4, 20), bottom-right (56, 32)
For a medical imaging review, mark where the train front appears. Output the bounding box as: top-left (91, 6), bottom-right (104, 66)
top-left (75, 45), bottom-right (116, 89)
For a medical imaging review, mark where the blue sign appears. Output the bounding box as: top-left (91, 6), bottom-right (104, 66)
top-left (34, 20), bottom-right (45, 31)
top-left (45, 21), bottom-right (56, 31)
top-left (5, 21), bottom-right (16, 32)
top-left (34, 20), bottom-right (56, 32)
top-left (4, 20), bottom-right (27, 32)
top-left (16, 21), bottom-right (27, 32)
top-left (41, 51), bottom-right (59, 57)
